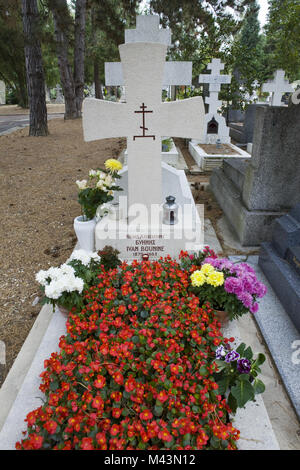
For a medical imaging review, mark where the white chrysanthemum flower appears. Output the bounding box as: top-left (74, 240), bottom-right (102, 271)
top-left (35, 270), bottom-right (49, 286)
top-left (96, 180), bottom-right (105, 190)
top-left (104, 174), bottom-right (113, 187)
top-left (46, 266), bottom-right (61, 281)
top-left (73, 277), bottom-right (84, 293)
top-left (90, 252), bottom-right (100, 262)
top-left (89, 169), bottom-right (97, 177)
top-left (68, 249), bottom-right (92, 266)
top-left (76, 179), bottom-right (87, 190)
top-left (45, 280), bottom-right (63, 300)
top-left (60, 264), bottom-right (75, 276)
top-left (97, 171), bottom-right (106, 180)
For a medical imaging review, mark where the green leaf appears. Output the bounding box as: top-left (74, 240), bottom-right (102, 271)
top-left (243, 346), bottom-right (253, 360)
top-left (153, 405), bottom-right (163, 417)
top-left (199, 365), bottom-right (208, 376)
top-left (50, 380), bottom-right (59, 392)
top-left (215, 376), bottom-right (230, 395)
top-left (183, 433), bottom-right (191, 446)
top-left (254, 353), bottom-right (266, 367)
top-left (214, 359), bottom-right (227, 372)
top-left (236, 343), bottom-right (246, 356)
top-left (227, 392), bottom-right (237, 414)
top-left (231, 378), bottom-right (255, 408)
top-left (210, 435), bottom-right (221, 449)
top-left (253, 378), bottom-right (265, 394)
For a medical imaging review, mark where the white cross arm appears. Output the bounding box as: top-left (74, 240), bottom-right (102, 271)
top-left (82, 98), bottom-right (130, 141)
top-left (199, 74), bottom-right (231, 85)
top-left (125, 15), bottom-right (171, 46)
top-left (158, 96), bottom-right (205, 139)
top-left (262, 81), bottom-right (294, 93)
top-left (105, 61), bottom-right (193, 86)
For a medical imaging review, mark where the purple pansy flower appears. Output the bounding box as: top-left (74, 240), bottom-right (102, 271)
top-left (225, 350), bottom-right (240, 363)
top-left (237, 358), bottom-right (251, 374)
top-left (215, 345), bottom-right (226, 360)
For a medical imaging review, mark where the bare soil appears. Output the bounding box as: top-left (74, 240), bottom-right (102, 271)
top-left (199, 143), bottom-right (241, 155)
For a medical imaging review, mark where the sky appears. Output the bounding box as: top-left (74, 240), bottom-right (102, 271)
top-left (258, 0), bottom-right (269, 28)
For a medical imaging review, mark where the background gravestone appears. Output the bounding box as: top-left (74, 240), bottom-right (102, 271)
top-left (210, 103), bottom-right (300, 245)
top-left (0, 81), bottom-right (5, 105)
top-left (259, 203), bottom-right (300, 332)
top-left (54, 84), bottom-right (64, 104)
top-left (229, 103), bottom-right (266, 144)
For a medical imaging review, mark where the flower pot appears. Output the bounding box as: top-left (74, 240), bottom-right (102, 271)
top-left (73, 216), bottom-right (96, 252)
top-left (214, 309), bottom-right (230, 326)
top-left (57, 305), bottom-right (69, 317)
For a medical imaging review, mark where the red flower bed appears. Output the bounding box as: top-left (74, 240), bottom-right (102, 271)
top-left (16, 257), bottom-right (240, 450)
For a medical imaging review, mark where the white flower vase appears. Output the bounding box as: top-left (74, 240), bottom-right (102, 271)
top-left (73, 216), bottom-right (96, 252)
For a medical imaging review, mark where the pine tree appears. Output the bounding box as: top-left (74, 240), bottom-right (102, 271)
top-left (264, 0), bottom-right (300, 81)
top-left (22, 0), bottom-right (49, 135)
top-left (232, 0), bottom-right (264, 92)
top-left (48, 0), bottom-right (86, 119)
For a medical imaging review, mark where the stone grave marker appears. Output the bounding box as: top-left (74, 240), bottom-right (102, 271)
top-left (188, 59), bottom-right (250, 170)
top-left (259, 203), bottom-right (300, 333)
top-left (83, 29), bottom-right (205, 260)
top-left (105, 15), bottom-right (190, 167)
top-left (0, 81), bottom-right (5, 105)
top-left (262, 70), bottom-right (294, 106)
top-left (54, 84), bottom-right (64, 104)
top-left (210, 104), bottom-right (300, 246)
top-left (197, 58), bottom-right (231, 144)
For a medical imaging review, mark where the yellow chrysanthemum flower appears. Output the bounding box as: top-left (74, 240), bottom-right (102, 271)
top-left (200, 263), bottom-right (215, 275)
top-left (206, 271), bottom-right (224, 287)
top-left (190, 270), bottom-right (206, 287)
top-left (104, 158), bottom-right (123, 173)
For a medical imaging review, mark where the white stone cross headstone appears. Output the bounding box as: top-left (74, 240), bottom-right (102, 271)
top-left (197, 58), bottom-right (231, 144)
top-left (105, 15), bottom-right (192, 88)
top-left (262, 70), bottom-right (294, 106)
top-left (199, 59), bottom-right (231, 113)
top-left (83, 41), bottom-right (204, 212)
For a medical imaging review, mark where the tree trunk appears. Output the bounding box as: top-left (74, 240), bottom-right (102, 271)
top-left (50, 0), bottom-right (86, 119)
top-left (52, 5), bottom-right (78, 119)
top-left (22, 0), bottom-right (48, 135)
top-left (74, 0), bottom-right (86, 115)
top-left (93, 59), bottom-right (103, 99)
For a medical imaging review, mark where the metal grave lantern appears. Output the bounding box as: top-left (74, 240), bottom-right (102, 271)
top-left (163, 196), bottom-right (179, 225)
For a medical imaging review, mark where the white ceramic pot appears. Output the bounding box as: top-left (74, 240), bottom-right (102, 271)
top-left (73, 216), bottom-right (96, 251)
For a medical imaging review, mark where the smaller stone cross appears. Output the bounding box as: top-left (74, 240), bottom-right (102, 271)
top-left (197, 59), bottom-right (231, 144)
top-left (199, 59), bottom-right (231, 114)
top-left (262, 70), bottom-right (294, 106)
